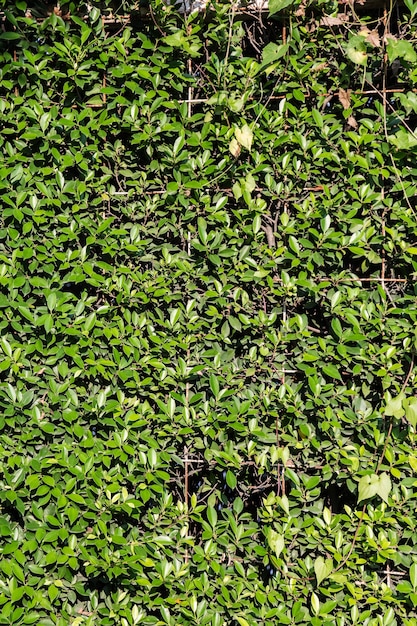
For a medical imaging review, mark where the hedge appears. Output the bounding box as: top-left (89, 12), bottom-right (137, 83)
top-left (0, 0), bottom-right (416, 625)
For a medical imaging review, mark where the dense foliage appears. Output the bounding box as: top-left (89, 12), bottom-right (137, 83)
top-left (0, 0), bottom-right (417, 624)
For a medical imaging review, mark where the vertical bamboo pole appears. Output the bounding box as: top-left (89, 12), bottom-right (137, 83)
top-left (381, 3), bottom-right (389, 297)
top-left (102, 16), bottom-right (107, 105)
top-left (184, 10), bottom-right (194, 566)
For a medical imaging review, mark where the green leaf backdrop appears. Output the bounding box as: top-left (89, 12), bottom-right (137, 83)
top-left (0, 0), bottom-right (416, 624)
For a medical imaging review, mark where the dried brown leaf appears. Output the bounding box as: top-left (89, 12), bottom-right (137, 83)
top-left (358, 27), bottom-right (380, 48)
top-left (229, 138), bottom-right (241, 158)
top-left (312, 62), bottom-right (328, 72)
top-left (366, 30), bottom-right (380, 48)
top-left (295, 0), bottom-right (307, 17)
top-left (320, 14), bottom-right (349, 26)
top-left (347, 115), bottom-right (358, 128)
top-left (338, 88), bottom-right (351, 110)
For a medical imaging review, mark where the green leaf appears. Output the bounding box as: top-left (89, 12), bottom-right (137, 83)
top-left (209, 374), bottom-right (220, 398)
top-left (226, 470), bottom-right (237, 490)
top-left (389, 129), bottom-right (417, 150)
top-left (404, 398), bottom-right (417, 428)
top-left (261, 42), bottom-right (289, 66)
top-left (311, 591), bottom-right (320, 616)
top-left (377, 469), bottom-right (393, 499)
top-left (84, 312), bottom-right (96, 332)
top-left (207, 506), bottom-right (217, 528)
top-left (346, 36), bottom-right (368, 65)
top-left (404, 0), bottom-right (417, 17)
top-left (358, 473), bottom-right (391, 503)
top-left (48, 584), bottom-right (59, 602)
top-left (314, 555), bottom-right (333, 586)
top-left (411, 562), bottom-right (417, 591)
top-left (111, 534), bottom-right (126, 545)
top-left (358, 474), bottom-right (379, 502)
top-left (163, 32), bottom-right (184, 47)
top-left (269, 0), bottom-right (295, 15)
top-left (387, 38), bottom-right (417, 63)
top-left (384, 393), bottom-right (405, 418)
top-left (323, 364), bottom-right (342, 380)
top-left (398, 91), bottom-right (417, 115)
top-left (46, 293), bottom-right (56, 312)
top-left (0, 337), bottom-right (12, 358)
top-left (266, 528), bottom-right (284, 557)
top-left (198, 217), bottom-right (208, 245)
top-left (0, 31), bottom-right (21, 40)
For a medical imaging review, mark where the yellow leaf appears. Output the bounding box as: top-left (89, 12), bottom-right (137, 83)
top-left (235, 124), bottom-right (253, 151)
top-left (229, 137), bottom-right (241, 158)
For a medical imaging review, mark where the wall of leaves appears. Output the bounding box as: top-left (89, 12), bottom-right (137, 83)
top-left (0, 0), bottom-right (417, 624)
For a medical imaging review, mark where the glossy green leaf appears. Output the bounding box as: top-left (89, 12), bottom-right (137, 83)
top-left (314, 556), bottom-right (333, 586)
top-left (269, 0), bottom-right (295, 15)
